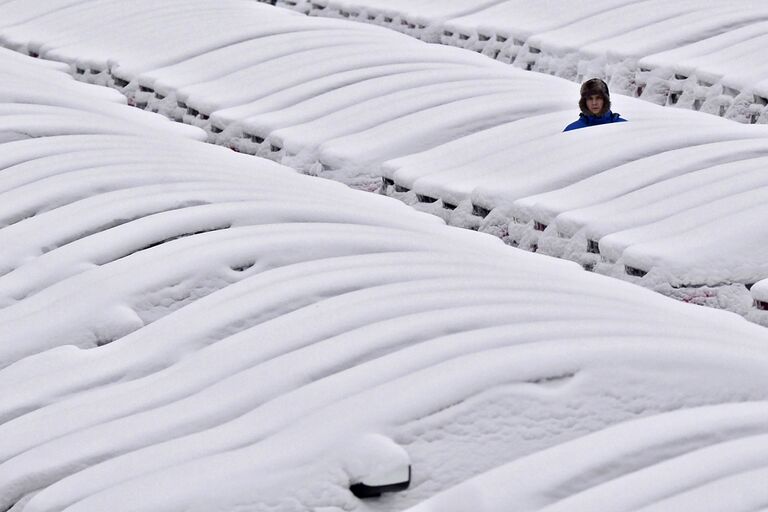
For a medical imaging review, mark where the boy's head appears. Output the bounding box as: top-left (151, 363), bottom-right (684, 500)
top-left (579, 78), bottom-right (610, 117)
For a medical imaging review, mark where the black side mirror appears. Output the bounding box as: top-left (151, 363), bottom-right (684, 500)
top-left (350, 464), bottom-right (411, 499)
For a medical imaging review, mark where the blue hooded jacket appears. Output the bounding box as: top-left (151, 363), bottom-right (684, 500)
top-left (563, 111), bottom-right (627, 132)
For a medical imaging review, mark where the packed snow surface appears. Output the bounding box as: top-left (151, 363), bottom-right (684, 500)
top-left (3, 46), bottom-right (768, 512)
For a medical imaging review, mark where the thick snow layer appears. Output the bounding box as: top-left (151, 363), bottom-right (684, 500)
top-left (0, 47), bottom-right (203, 141)
top-left (404, 402), bottom-right (768, 512)
top-left (266, 0), bottom-right (768, 122)
top-left (751, 280), bottom-right (768, 326)
top-left (381, 94), bottom-right (768, 311)
top-left (523, 138), bottom-right (768, 230)
top-left (754, 280), bottom-right (768, 302)
top-left (0, 0), bottom-right (516, 184)
top-left (3, 1), bottom-right (767, 317)
top-left (3, 47), bottom-right (768, 512)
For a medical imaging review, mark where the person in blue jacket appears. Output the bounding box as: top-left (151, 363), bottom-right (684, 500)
top-left (564, 78), bottom-right (627, 132)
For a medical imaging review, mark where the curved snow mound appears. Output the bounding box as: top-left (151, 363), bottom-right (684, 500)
top-left (2, 48), bottom-right (768, 512)
top-left (750, 279), bottom-right (768, 326)
top-left (263, 0), bottom-right (768, 123)
top-left (406, 402), bottom-right (768, 512)
top-left (382, 102), bottom-right (768, 319)
top-left (2, 2), bottom-right (766, 317)
top-left (2, 2), bottom-right (766, 315)
top-left (0, 0), bottom-right (570, 187)
top-left (0, 46), bottom-right (203, 142)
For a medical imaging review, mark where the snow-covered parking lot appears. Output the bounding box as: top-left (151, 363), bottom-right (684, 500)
top-left (2, 0), bottom-right (766, 319)
top-left (3, 37), bottom-right (768, 512)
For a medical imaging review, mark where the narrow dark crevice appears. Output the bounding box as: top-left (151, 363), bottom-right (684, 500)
top-left (416, 193), bottom-right (437, 204)
top-left (231, 261), bottom-right (255, 272)
top-left (472, 204), bottom-right (490, 218)
top-left (625, 265), bottom-right (648, 278)
top-left (110, 224), bottom-right (232, 264)
top-left (528, 371), bottom-right (576, 387)
top-left (134, 225), bottom-right (231, 253)
top-left (40, 201), bottom-right (211, 256)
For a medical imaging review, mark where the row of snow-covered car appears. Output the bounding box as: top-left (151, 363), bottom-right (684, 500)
top-left (261, 0), bottom-right (768, 124)
top-left (1, 0), bottom-right (766, 323)
top-left (380, 101), bottom-right (768, 323)
top-left (7, 43), bottom-right (768, 512)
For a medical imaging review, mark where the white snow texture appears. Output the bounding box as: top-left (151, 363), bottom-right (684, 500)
top-left (1, 0), bottom-right (767, 320)
top-left (1, 2), bottom-right (768, 512)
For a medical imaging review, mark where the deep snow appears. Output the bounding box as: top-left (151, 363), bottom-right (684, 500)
top-left (2, 0), bottom-right (767, 321)
top-left (3, 42), bottom-right (768, 512)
